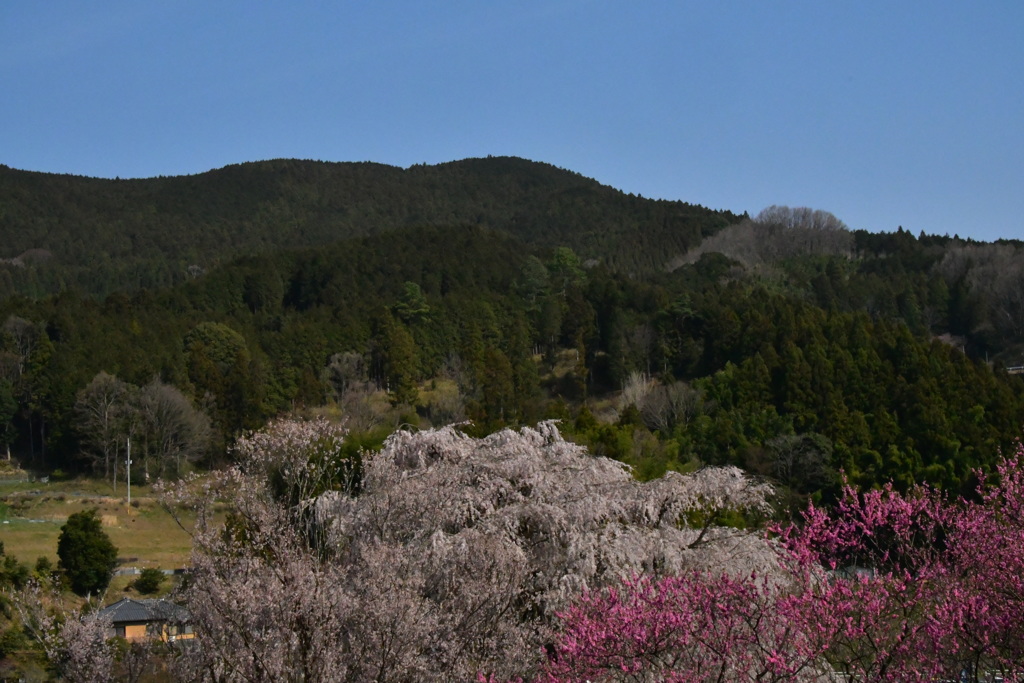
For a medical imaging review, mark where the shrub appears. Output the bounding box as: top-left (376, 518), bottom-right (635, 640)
top-left (133, 568), bottom-right (164, 595)
top-left (0, 554), bottom-right (29, 590)
top-left (34, 556), bottom-right (52, 578)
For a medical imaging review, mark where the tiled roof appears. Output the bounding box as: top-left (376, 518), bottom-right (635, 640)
top-left (97, 598), bottom-right (189, 624)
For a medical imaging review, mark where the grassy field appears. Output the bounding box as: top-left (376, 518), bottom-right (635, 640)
top-left (0, 476), bottom-right (196, 570)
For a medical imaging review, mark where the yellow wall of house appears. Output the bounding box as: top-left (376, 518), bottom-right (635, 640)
top-left (117, 620), bottom-right (195, 642)
top-left (124, 624), bottom-right (148, 641)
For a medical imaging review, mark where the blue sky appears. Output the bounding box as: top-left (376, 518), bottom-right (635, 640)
top-left (2, 2), bottom-right (1022, 242)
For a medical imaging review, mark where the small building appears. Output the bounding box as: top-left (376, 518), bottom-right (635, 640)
top-left (96, 598), bottom-right (194, 642)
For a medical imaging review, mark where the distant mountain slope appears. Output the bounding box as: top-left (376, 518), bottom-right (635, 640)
top-left (0, 157), bottom-right (741, 298)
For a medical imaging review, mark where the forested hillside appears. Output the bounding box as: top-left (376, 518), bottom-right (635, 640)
top-left (0, 157), bottom-right (738, 298)
top-left (1, 158), bottom-right (1023, 506)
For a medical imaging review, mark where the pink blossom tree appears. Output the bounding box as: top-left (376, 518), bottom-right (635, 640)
top-left (940, 450), bottom-right (1024, 676)
top-left (541, 445), bottom-right (1024, 683)
top-left (540, 571), bottom-right (830, 682)
top-left (778, 479), bottom-right (955, 681)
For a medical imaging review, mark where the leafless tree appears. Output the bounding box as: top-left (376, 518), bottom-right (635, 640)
top-left (323, 352), bottom-right (367, 402)
top-left (754, 205), bottom-right (848, 232)
top-left (138, 378), bottom-right (212, 480)
top-left (620, 370), bottom-right (656, 411)
top-left (937, 243), bottom-right (1024, 345)
top-left (640, 380), bottom-right (705, 433)
top-left (75, 373), bottom-right (212, 484)
top-left (1, 315), bottom-right (39, 376)
top-left (74, 372), bottom-right (131, 486)
top-left (669, 206), bottom-right (853, 273)
top-left (323, 352), bottom-right (391, 431)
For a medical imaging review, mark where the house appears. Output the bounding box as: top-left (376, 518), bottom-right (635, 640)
top-left (96, 598), bottom-right (194, 642)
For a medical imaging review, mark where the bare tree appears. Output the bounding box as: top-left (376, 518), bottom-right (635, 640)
top-left (620, 370), bottom-right (656, 411)
top-left (138, 378), bottom-right (212, 480)
top-left (936, 242), bottom-right (1024, 349)
top-left (670, 206), bottom-right (853, 273)
top-left (670, 220), bottom-right (763, 271)
top-left (323, 352), bottom-right (389, 431)
top-left (1, 315), bottom-right (39, 376)
top-left (640, 380), bottom-right (704, 433)
top-left (754, 205), bottom-right (849, 232)
top-left (74, 372), bottom-right (131, 486)
top-left (323, 352), bottom-right (368, 402)
top-left (76, 374), bottom-right (211, 484)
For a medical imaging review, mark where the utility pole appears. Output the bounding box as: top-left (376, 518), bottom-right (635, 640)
top-left (126, 436), bottom-right (131, 507)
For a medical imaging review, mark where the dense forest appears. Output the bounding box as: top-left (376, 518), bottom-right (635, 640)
top-left (0, 157), bottom-right (738, 298)
top-left (1, 157), bottom-right (1023, 505)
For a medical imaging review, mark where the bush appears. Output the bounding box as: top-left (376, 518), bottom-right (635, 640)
top-left (49, 469), bottom-right (71, 482)
top-left (57, 508), bottom-right (118, 596)
top-left (0, 626), bottom-right (28, 658)
top-left (34, 556), bottom-right (52, 579)
top-left (0, 555), bottom-right (29, 590)
top-left (133, 568), bottom-right (164, 595)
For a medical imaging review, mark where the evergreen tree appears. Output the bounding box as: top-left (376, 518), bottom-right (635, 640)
top-left (57, 508), bottom-right (118, 596)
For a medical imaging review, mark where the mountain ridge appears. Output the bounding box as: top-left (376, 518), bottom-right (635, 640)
top-left (0, 156), bottom-right (739, 298)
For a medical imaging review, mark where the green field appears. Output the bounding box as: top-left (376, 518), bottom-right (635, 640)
top-left (0, 477), bottom-right (196, 570)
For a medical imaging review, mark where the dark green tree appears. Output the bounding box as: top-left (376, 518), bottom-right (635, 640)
top-left (56, 508), bottom-right (118, 596)
top-left (392, 281), bottom-right (430, 324)
top-left (243, 265), bottom-right (284, 314)
top-left (472, 347), bottom-right (516, 426)
top-left (376, 314), bottom-right (420, 406)
top-left (185, 322), bottom-right (256, 437)
top-left (133, 567), bottom-right (165, 595)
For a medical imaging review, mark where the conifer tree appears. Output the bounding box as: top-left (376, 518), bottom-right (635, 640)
top-left (56, 509), bottom-right (118, 596)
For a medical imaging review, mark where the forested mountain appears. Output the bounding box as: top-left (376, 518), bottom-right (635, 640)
top-left (0, 157), bottom-right (738, 298)
top-left (1, 157), bottom-right (1023, 507)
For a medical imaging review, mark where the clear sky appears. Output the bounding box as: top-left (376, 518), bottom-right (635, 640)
top-left (2, 2), bottom-right (1022, 242)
